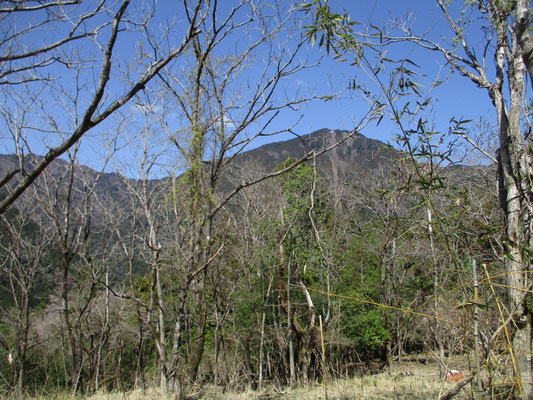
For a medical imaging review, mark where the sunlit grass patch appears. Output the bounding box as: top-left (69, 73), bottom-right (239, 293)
top-left (11, 359), bottom-right (473, 400)
top-left (200, 368), bottom-right (459, 400)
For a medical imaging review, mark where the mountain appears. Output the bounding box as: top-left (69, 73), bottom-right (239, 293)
top-left (0, 129), bottom-right (396, 201)
top-left (217, 128), bottom-right (403, 204)
top-left (0, 153), bottom-right (131, 215)
top-left (237, 129), bottom-right (396, 170)
top-left (231, 129), bottom-right (398, 180)
top-left (0, 128), bottom-right (488, 217)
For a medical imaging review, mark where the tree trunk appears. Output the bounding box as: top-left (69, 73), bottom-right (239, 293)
top-left (94, 267), bottom-right (110, 391)
top-left (426, 205), bottom-right (445, 378)
top-left (298, 280), bottom-right (316, 384)
top-left (258, 308), bottom-right (266, 389)
top-left (259, 276), bottom-right (273, 389)
top-left (187, 273), bottom-right (207, 383)
top-left (61, 256), bottom-right (80, 392)
top-left (136, 314), bottom-right (145, 389)
top-left (187, 315), bottom-right (206, 382)
top-left (300, 336), bottom-right (310, 383)
top-left (493, 23), bottom-right (532, 397)
top-left (287, 260), bottom-right (296, 385)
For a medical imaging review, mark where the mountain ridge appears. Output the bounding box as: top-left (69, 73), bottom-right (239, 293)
top-left (0, 129), bottom-right (485, 216)
top-left (0, 128), bottom-right (397, 193)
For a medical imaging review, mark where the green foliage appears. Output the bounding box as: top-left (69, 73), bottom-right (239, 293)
top-left (342, 303), bottom-right (388, 351)
top-left (298, 0), bottom-right (360, 55)
top-left (278, 159), bottom-right (331, 276)
top-left (335, 234), bottom-right (388, 354)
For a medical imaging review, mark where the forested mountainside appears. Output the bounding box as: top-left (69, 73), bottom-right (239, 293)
top-left (0, 128), bottom-right (502, 397)
top-left (1, 128), bottom-right (402, 287)
top-left (231, 129), bottom-right (398, 174)
top-left (0, 129), bottom-right (396, 237)
top-left (0, 128), bottom-right (487, 223)
top-left (0, 129), bottom-right (396, 209)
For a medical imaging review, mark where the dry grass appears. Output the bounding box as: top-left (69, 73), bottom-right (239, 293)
top-left (202, 363), bottom-right (463, 400)
top-left (10, 360), bottom-right (473, 400)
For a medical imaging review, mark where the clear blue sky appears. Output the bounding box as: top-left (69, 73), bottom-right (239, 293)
top-left (263, 0), bottom-right (495, 146)
top-left (0, 0), bottom-right (497, 176)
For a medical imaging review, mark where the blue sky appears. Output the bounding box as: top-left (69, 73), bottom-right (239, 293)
top-left (266, 0), bottom-right (495, 146)
top-left (0, 0), bottom-right (498, 176)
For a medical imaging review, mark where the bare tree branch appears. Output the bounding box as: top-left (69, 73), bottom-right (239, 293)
top-left (0, 1), bottom-right (203, 214)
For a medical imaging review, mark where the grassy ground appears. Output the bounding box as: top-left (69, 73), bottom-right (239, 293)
top-left (9, 359), bottom-right (473, 400)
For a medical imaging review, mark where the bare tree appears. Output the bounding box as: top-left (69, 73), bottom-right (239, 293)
top-left (0, 194), bottom-right (53, 394)
top-left (304, 0), bottom-right (532, 396)
top-left (0, 0), bottom-right (105, 85)
top-left (0, 0), bottom-right (205, 214)
top-left (125, 152), bottom-right (179, 393)
top-left (30, 144), bottom-right (121, 393)
top-left (133, 0), bottom-right (371, 391)
top-left (387, 2), bottom-right (533, 395)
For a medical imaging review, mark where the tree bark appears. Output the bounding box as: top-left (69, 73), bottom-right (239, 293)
top-left (427, 205), bottom-right (445, 378)
top-left (493, 17), bottom-right (532, 397)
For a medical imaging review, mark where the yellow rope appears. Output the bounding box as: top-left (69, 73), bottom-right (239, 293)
top-left (483, 264), bottom-right (524, 399)
top-left (308, 287), bottom-right (461, 327)
top-left (482, 282), bottom-right (533, 294)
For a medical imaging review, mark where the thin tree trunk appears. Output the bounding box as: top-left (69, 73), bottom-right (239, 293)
top-left (187, 272), bottom-right (207, 383)
top-left (427, 205), bottom-right (445, 378)
top-left (259, 276), bottom-right (273, 390)
top-left (471, 259), bottom-right (482, 394)
top-left (298, 279), bottom-right (316, 384)
top-left (61, 256), bottom-right (79, 391)
top-left (155, 263), bottom-right (167, 392)
top-left (94, 266), bottom-right (110, 391)
top-left (136, 316), bottom-right (145, 389)
top-left (287, 260), bottom-right (295, 385)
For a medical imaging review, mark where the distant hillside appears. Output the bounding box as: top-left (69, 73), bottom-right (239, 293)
top-left (0, 153), bottom-right (132, 221)
top-left (0, 129), bottom-right (397, 201)
top-left (0, 129), bottom-right (489, 218)
top-left (232, 128), bottom-right (397, 176)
